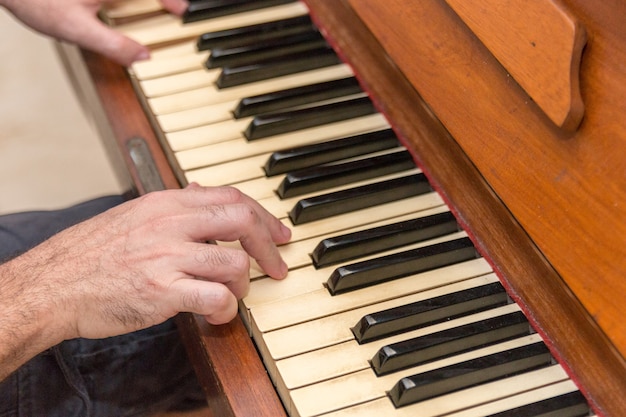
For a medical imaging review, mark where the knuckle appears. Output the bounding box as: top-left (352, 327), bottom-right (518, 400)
top-left (220, 186), bottom-right (245, 203)
top-left (230, 250), bottom-right (251, 273)
top-left (194, 246), bottom-right (250, 273)
top-left (198, 203), bottom-right (226, 220)
top-left (182, 285), bottom-right (232, 314)
top-left (194, 245), bottom-right (228, 265)
top-left (134, 191), bottom-right (173, 218)
top-left (234, 204), bottom-right (260, 229)
top-left (181, 287), bottom-right (205, 311)
top-left (208, 287), bottom-right (233, 311)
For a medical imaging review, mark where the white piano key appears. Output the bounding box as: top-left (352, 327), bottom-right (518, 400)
top-left (231, 175), bottom-right (284, 200)
top-left (148, 86), bottom-right (216, 115)
top-left (238, 196), bottom-right (445, 279)
top-left (445, 379), bottom-right (583, 417)
top-left (246, 258), bottom-right (492, 331)
top-left (287, 334), bottom-right (549, 417)
top-left (282, 193), bottom-right (445, 245)
top-left (255, 168), bottom-right (423, 220)
top-left (101, 0), bottom-right (162, 20)
top-left (160, 89), bottom-right (367, 135)
top-left (238, 198), bottom-right (448, 280)
top-left (158, 100), bottom-right (239, 132)
top-left (273, 304), bottom-right (522, 390)
top-left (167, 118), bottom-right (252, 150)
top-left (295, 360), bottom-right (567, 417)
top-left (261, 274), bottom-right (501, 360)
top-left (174, 113), bottom-right (389, 170)
top-left (147, 40), bottom-right (199, 60)
top-left (167, 91), bottom-right (370, 150)
top-left (218, 205), bottom-right (449, 272)
top-left (184, 153), bottom-right (268, 186)
top-left (245, 229), bottom-right (469, 309)
top-left (236, 207), bottom-right (453, 278)
top-left (148, 64), bottom-right (353, 114)
top-left (132, 49), bottom-right (209, 80)
top-left (182, 135), bottom-right (400, 187)
top-left (117, 2), bottom-right (310, 48)
top-left (226, 146), bottom-right (408, 201)
top-left (139, 68), bottom-right (221, 97)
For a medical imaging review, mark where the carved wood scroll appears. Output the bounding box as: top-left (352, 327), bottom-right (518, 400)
top-left (444, 0), bottom-right (587, 132)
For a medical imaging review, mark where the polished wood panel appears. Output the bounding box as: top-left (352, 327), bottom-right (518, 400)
top-left (304, 0), bottom-right (625, 415)
top-left (343, 0), bottom-right (626, 360)
top-left (444, 0), bottom-right (587, 131)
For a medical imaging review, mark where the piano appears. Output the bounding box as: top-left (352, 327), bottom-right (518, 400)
top-left (56, 0), bottom-right (626, 416)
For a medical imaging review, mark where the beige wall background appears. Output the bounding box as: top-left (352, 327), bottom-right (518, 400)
top-left (0, 9), bottom-right (122, 215)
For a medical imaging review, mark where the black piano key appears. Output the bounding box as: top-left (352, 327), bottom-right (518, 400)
top-left (244, 95), bottom-right (377, 140)
top-left (234, 77), bottom-right (362, 118)
top-left (388, 341), bottom-right (552, 408)
top-left (371, 311), bottom-right (531, 376)
top-left (312, 211), bottom-right (459, 268)
top-left (278, 149), bottom-right (415, 199)
top-left (197, 15), bottom-right (314, 51)
top-left (264, 129), bottom-right (400, 176)
top-left (184, 0), bottom-right (296, 24)
top-left (326, 236), bottom-right (478, 295)
top-left (289, 173), bottom-right (432, 226)
top-left (352, 281), bottom-right (508, 344)
top-left (487, 391), bottom-right (589, 417)
top-left (216, 46), bottom-right (341, 88)
top-left (206, 30), bottom-right (328, 69)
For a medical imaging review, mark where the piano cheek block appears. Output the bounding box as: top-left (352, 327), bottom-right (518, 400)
top-left (326, 237), bottom-right (479, 295)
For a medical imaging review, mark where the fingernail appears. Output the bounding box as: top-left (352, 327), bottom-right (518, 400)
top-left (134, 49), bottom-right (150, 62)
top-left (280, 223), bottom-right (292, 239)
top-left (280, 260), bottom-right (289, 278)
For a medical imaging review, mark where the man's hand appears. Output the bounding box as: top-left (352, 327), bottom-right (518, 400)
top-left (0, 185), bottom-right (290, 380)
top-left (0, 0), bottom-right (188, 65)
top-left (62, 185), bottom-right (291, 336)
top-left (2, 185), bottom-right (290, 338)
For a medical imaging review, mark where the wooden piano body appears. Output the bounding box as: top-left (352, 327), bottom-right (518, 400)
top-left (57, 0), bottom-right (626, 415)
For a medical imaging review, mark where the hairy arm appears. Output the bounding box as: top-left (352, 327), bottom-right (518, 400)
top-left (0, 186), bottom-right (291, 382)
top-left (0, 251), bottom-right (71, 381)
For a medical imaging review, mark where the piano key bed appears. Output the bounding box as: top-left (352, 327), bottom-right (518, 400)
top-left (100, 1), bottom-right (596, 416)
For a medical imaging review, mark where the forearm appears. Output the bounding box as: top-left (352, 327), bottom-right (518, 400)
top-left (0, 251), bottom-right (69, 382)
top-left (0, 186), bottom-right (291, 381)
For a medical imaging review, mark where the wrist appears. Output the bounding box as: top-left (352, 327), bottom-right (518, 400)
top-left (0, 250), bottom-right (74, 380)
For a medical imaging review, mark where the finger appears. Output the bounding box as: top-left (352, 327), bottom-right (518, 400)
top-left (182, 186), bottom-right (292, 245)
top-left (182, 242), bottom-right (251, 299)
top-left (179, 203), bottom-right (288, 279)
top-left (160, 0), bottom-right (189, 16)
top-left (69, 17), bottom-right (150, 65)
top-left (168, 279), bottom-right (239, 325)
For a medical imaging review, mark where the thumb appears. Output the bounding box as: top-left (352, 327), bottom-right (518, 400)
top-left (168, 279), bottom-right (240, 325)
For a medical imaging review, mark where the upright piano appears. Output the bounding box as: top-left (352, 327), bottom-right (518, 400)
top-left (57, 0), bottom-right (626, 416)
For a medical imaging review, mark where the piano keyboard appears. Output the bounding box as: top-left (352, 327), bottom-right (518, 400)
top-left (104, 1), bottom-right (595, 416)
